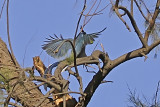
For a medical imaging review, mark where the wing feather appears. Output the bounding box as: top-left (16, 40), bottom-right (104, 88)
top-left (42, 37), bottom-right (73, 60)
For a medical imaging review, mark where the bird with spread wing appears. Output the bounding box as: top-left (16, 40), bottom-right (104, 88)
top-left (42, 28), bottom-right (106, 90)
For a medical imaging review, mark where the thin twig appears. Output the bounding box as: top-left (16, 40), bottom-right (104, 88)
top-left (29, 76), bottom-right (62, 91)
top-left (101, 80), bottom-right (113, 84)
top-left (110, 0), bottom-right (131, 31)
top-left (0, 73), bottom-right (7, 81)
top-left (100, 43), bottom-right (105, 53)
top-left (154, 81), bottom-right (160, 106)
top-left (6, 0), bottom-right (19, 67)
top-left (96, 3), bottom-right (110, 15)
top-left (134, 0), bottom-right (150, 22)
top-left (8, 102), bottom-right (23, 107)
top-left (115, 8), bottom-right (131, 31)
top-left (140, 0), bottom-right (152, 18)
top-left (83, 0), bottom-right (97, 27)
top-left (74, 0), bottom-right (87, 42)
top-left (4, 90), bottom-right (11, 107)
top-left (131, 0), bottom-right (133, 16)
top-left (14, 82), bottom-right (45, 96)
top-left (23, 33), bottom-right (37, 68)
top-left (0, 0), bottom-right (6, 19)
top-left (52, 91), bottom-right (86, 97)
top-left (92, 40), bottom-right (99, 53)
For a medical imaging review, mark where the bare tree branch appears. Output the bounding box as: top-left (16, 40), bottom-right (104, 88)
top-left (35, 88), bottom-right (55, 107)
top-left (0, 0), bottom-right (6, 19)
top-left (29, 76), bottom-right (62, 91)
top-left (144, 0), bottom-right (160, 41)
top-left (134, 0), bottom-right (150, 22)
top-left (115, 0), bottom-right (119, 8)
top-left (118, 6), bottom-right (148, 47)
top-left (8, 102), bottom-right (23, 107)
top-left (154, 80), bottom-right (160, 106)
top-left (6, 0), bottom-right (20, 67)
top-left (82, 37), bottom-right (160, 106)
top-left (131, 0), bottom-right (133, 16)
top-left (111, 0), bottom-right (131, 31)
top-left (74, 0), bottom-right (86, 41)
top-left (114, 8), bottom-right (131, 31)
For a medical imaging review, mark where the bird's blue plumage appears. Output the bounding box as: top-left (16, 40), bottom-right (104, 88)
top-left (42, 28), bottom-right (106, 91)
top-left (42, 28), bottom-right (106, 60)
top-left (43, 62), bottom-right (60, 91)
top-left (42, 38), bottom-right (73, 60)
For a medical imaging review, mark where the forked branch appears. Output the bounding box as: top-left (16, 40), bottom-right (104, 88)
top-left (144, 0), bottom-right (160, 41)
top-left (112, 0), bottom-right (148, 47)
top-left (118, 6), bottom-right (147, 47)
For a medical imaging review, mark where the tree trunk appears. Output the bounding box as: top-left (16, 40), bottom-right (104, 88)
top-left (0, 38), bottom-right (54, 107)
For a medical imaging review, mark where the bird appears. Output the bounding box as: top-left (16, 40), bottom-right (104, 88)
top-left (42, 28), bottom-right (106, 90)
top-left (42, 28), bottom-right (106, 61)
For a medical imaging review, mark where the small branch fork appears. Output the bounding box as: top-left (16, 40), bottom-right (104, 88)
top-left (111, 0), bottom-right (160, 48)
top-left (74, 0), bottom-right (109, 36)
top-left (82, 0), bottom-right (109, 29)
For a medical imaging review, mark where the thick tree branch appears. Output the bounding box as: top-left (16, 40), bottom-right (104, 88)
top-left (82, 50), bottom-right (110, 106)
top-left (83, 38), bottom-right (160, 106)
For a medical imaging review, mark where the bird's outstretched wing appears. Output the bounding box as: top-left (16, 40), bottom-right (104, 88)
top-left (83, 27), bottom-right (106, 45)
top-left (42, 36), bottom-right (73, 60)
top-left (75, 27), bottom-right (106, 56)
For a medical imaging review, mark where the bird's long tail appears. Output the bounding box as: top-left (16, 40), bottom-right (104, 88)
top-left (43, 61), bottom-right (60, 91)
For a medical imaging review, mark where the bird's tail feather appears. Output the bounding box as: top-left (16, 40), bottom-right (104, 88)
top-left (43, 61), bottom-right (60, 91)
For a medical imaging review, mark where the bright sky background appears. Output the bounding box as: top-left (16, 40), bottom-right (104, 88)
top-left (0, 0), bottom-right (160, 107)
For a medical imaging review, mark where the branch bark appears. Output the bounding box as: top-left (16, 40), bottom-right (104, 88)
top-left (83, 39), bottom-right (160, 106)
top-left (0, 38), bottom-right (54, 107)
